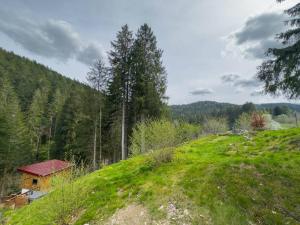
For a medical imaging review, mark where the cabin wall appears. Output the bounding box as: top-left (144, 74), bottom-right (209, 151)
top-left (20, 169), bottom-right (71, 192)
top-left (20, 173), bottom-right (49, 192)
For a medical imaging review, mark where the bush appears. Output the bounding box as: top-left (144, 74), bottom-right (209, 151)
top-left (251, 113), bottom-right (266, 130)
top-left (263, 114), bottom-right (282, 130)
top-left (274, 114), bottom-right (294, 124)
top-left (274, 113), bottom-right (299, 128)
top-left (202, 117), bottom-right (229, 134)
top-left (146, 148), bottom-right (174, 168)
top-left (27, 162), bottom-right (90, 225)
top-left (234, 113), bottom-right (252, 132)
top-left (175, 122), bottom-right (201, 142)
top-left (130, 119), bottom-right (201, 155)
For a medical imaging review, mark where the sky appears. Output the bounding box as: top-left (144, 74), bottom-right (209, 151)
top-left (0, 0), bottom-right (299, 105)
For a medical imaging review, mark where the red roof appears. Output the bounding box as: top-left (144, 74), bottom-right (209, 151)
top-left (17, 160), bottom-right (72, 177)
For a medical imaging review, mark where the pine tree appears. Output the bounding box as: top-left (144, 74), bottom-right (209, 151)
top-left (53, 88), bottom-right (81, 160)
top-left (27, 88), bottom-right (49, 160)
top-left (86, 58), bottom-right (108, 169)
top-left (108, 25), bottom-right (134, 160)
top-left (0, 78), bottom-right (30, 175)
top-left (130, 24), bottom-right (167, 122)
top-left (47, 88), bottom-right (66, 159)
top-left (257, 1), bottom-right (300, 98)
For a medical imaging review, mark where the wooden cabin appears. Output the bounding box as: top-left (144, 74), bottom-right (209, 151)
top-left (17, 160), bottom-right (72, 192)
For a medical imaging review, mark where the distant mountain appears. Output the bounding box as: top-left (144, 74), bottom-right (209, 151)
top-left (170, 101), bottom-right (239, 124)
top-left (256, 103), bottom-right (300, 112)
top-left (170, 101), bottom-right (300, 123)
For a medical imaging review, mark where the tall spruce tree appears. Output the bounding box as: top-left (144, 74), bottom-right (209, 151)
top-left (257, 1), bottom-right (300, 98)
top-left (86, 58), bottom-right (108, 169)
top-left (130, 24), bottom-right (167, 122)
top-left (27, 88), bottom-right (49, 160)
top-left (47, 88), bottom-right (66, 159)
top-left (0, 78), bottom-right (30, 176)
top-left (108, 25), bottom-right (134, 160)
top-left (54, 88), bottom-right (81, 160)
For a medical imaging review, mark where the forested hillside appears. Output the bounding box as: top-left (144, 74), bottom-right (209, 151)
top-left (171, 101), bottom-right (300, 125)
top-left (0, 23), bottom-right (168, 195)
top-left (0, 47), bottom-right (102, 194)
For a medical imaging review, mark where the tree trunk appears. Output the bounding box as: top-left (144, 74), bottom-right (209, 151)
top-left (0, 167), bottom-right (7, 196)
top-left (49, 116), bottom-right (53, 142)
top-left (125, 76), bottom-right (129, 158)
top-left (48, 116), bottom-right (53, 160)
top-left (121, 99), bottom-right (126, 160)
top-left (53, 117), bottom-right (58, 139)
top-left (141, 114), bottom-right (145, 154)
top-left (99, 107), bottom-right (102, 167)
top-left (93, 121), bottom-right (97, 170)
top-left (36, 134), bottom-right (40, 161)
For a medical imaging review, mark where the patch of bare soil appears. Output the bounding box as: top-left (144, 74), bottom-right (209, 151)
top-left (103, 204), bottom-right (152, 225)
top-left (101, 202), bottom-right (196, 225)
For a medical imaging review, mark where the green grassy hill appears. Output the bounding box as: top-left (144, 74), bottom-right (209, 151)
top-left (4, 128), bottom-right (300, 225)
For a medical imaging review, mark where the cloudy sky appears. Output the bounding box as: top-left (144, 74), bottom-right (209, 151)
top-left (0, 0), bottom-right (299, 105)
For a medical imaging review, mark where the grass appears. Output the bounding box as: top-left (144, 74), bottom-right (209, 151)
top-left (4, 128), bottom-right (300, 225)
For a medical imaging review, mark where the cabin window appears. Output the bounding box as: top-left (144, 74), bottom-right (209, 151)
top-left (32, 179), bottom-right (38, 185)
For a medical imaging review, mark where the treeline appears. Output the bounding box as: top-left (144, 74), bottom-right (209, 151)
top-left (171, 101), bottom-right (300, 127)
top-left (0, 23), bottom-right (167, 192)
top-left (0, 49), bottom-right (102, 185)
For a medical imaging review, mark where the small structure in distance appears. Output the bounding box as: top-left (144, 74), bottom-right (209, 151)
top-left (1, 160), bottom-right (72, 209)
top-left (17, 159), bottom-right (72, 192)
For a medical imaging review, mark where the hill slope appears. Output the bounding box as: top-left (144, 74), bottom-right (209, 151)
top-left (0, 47), bottom-right (89, 111)
top-left (4, 128), bottom-right (300, 225)
top-left (0, 48), bottom-right (102, 177)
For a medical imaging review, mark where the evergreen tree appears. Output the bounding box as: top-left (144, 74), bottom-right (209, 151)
top-left (130, 24), bottom-right (167, 122)
top-left (53, 86), bottom-right (96, 163)
top-left (107, 25), bottom-right (134, 160)
top-left (0, 78), bottom-right (30, 175)
top-left (257, 1), bottom-right (300, 98)
top-left (27, 88), bottom-right (49, 160)
top-left (241, 102), bottom-right (256, 114)
top-left (47, 88), bottom-right (66, 159)
top-left (86, 58), bottom-right (108, 169)
top-left (53, 88), bottom-right (81, 160)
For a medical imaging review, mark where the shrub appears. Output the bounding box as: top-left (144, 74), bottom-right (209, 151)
top-left (263, 114), bottom-right (281, 130)
top-left (202, 117), bottom-right (229, 134)
top-left (234, 113), bottom-right (252, 131)
top-left (130, 120), bottom-right (176, 155)
top-left (130, 119), bottom-right (201, 155)
top-left (274, 113), bottom-right (299, 128)
top-left (251, 113), bottom-right (266, 130)
top-left (274, 114), bottom-right (293, 124)
top-left (147, 148), bottom-right (174, 168)
top-left (175, 122), bottom-right (201, 142)
top-left (28, 162), bottom-right (90, 225)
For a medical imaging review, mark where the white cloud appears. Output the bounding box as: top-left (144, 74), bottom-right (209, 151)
top-left (250, 90), bottom-right (264, 97)
top-left (190, 88), bottom-right (214, 96)
top-left (221, 74), bottom-right (241, 83)
top-left (224, 12), bottom-right (287, 59)
top-left (0, 9), bottom-right (104, 65)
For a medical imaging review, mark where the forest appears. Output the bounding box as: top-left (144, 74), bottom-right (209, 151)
top-left (0, 24), bottom-right (169, 194)
top-left (1, 0), bottom-right (300, 224)
top-left (1, 25), bottom-right (299, 194)
top-left (171, 101), bottom-right (300, 126)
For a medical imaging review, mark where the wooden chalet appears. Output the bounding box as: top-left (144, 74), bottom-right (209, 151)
top-left (17, 159), bottom-right (72, 192)
top-left (0, 160), bottom-right (72, 209)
